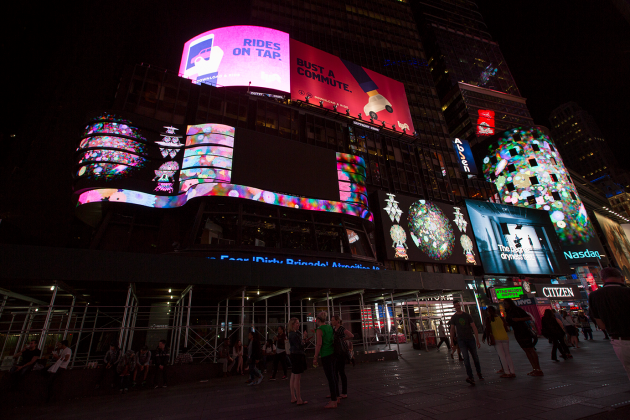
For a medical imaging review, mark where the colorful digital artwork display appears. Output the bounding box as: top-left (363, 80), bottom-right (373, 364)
top-left (481, 127), bottom-right (606, 264)
top-left (75, 123), bottom-right (373, 222)
top-left (75, 114), bottom-right (148, 180)
top-left (179, 26), bottom-right (290, 92)
top-left (378, 191), bottom-right (478, 265)
top-left (465, 200), bottom-right (570, 275)
top-left (408, 201), bottom-right (455, 260)
top-left (155, 126), bottom-right (183, 158)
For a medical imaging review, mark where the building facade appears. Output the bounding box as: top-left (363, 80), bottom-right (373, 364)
top-left (411, 0), bottom-right (534, 145)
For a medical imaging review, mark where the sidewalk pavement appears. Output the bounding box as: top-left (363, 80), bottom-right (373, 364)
top-left (5, 332), bottom-right (629, 420)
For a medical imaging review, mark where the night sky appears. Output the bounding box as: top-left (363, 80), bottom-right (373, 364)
top-left (478, 0), bottom-right (630, 169)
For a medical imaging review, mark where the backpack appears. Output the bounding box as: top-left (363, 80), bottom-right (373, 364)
top-left (333, 327), bottom-right (349, 356)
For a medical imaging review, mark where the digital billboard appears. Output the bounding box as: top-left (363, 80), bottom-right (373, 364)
top-left (290, 40), bottom-right (414, 133)
top-left (377, 191), bottom-right (479, 265)
top-left (480, 127), bottom-right (607, 265)
top-left (477, 110), bottom-right (495, 136)
top-left (452, 138), bottom-right (477, 175)
top-left (76, 122), bottom-right (372, 222)
top-left (179, 26), bottom-right (290, 93)
top-left (530, 284), bottom-right (581, 300)
top-left (594, 213), bottom-right (630, 281)
top-left (465, 200), bottom-right (571, 275)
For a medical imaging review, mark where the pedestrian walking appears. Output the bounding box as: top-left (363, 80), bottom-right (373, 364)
top-left (270, 326), bottom-right (288, 381)
top-left (436, 320), bottom-right (451, 351)
top-left (313, 311), bottom-right (338, 408)
top-left (449, 300), bottom-right (483, 385)
top-left (482, 306), bottom-right (515, 378)
top-left (541, 309), bottom-right (572, 361)
top-left (588, 267), bottom-right (630, 380)
top-left (331, 315), bottom-right (354, 399)
top-left (504, 299), bottom-right (543, 376)
top-left (561, 310), bottom-right (580, 348)
top-left (247, 331), bottom-right (264, 385)
top-left (577, 311), bottom-right (593, 341)
top-left (288, 317), bottom-right (308, 405)
top-left (232, 339), bottom-right (244, 375)
top-left (153, 339), bottom-right (169, 388)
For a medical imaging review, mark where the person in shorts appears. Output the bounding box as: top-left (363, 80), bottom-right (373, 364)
top-left (288, 317), bottom-right (308, 405)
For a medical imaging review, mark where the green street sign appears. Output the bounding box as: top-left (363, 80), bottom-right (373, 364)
top-left (494, 287), bottom-right (524, 300)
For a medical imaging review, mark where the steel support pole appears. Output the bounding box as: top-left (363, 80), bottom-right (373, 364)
top-left (224, 298), bottom-right (229, 340)
top-left (328, 290), bottom-right (330, 321)
top-left (300, 299), bottom-right (303, 335)
top-left (330, 298), bottom-right (334, 317)
top-left (16, 303), bottom-right (33, 352)
top-left (38, 283), bottom-right (59, 352)
top-left (423, 300), bottom-right (429, 351)
top-left (0, 295), bottom-right (7, 321)
top-left (63, 296), bottom-right (76, 340)
top-left (214, 302), bottom-right (220, 362)
top-left (185, 287), bottom-right (193, 347)
top-left (127, 301), bottom-right (139, 352)
top-left (240, 290), bottom-right (245, 343)
top-left (265, 300), bottom-right (268, 340)
top-left (391, 292), bottom-right (400, 356)
top-left (287, 290), bottom-right (291, 325)
top-left (122, 296), bottom-right (135, 352)
top-left (252, 302), bottom-right (255, 335)
top-left (312, 302), bottom-right (317, 347)
top-left (175, 298), bottom-right (184, 360)
top-left (71, 304), bottom-right (88, 368)
top-left (1, 314), bottom-right (15, 358)
top-left (169, 301), bottom-right (178, 363)
top-left (119, 284), bottom-right (133, 348)
top-left (359, 293), bottom-right (366, 350)
top-left (86, 308), bottom-right (99, 364)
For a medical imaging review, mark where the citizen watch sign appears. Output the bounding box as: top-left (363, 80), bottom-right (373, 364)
top-left (531, 284), bottom-right (581, 300)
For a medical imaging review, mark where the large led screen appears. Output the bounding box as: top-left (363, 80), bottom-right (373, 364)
top-left (76, 122), bottom-right (372, 222)
top-left (231, 128), bottom-right (340, 201)
top-left (377, 191), bottom-right (479, 265)
top-left (480, 127), bottom-right (607, 265)
top-left (290, 40), bottom-right (414, 133)
top-left (594, 213), bottom-right (630, 282)
top-left (465, 200), bottom-right (571, 275)
top-left (179, 26), bottom-right (290, 93)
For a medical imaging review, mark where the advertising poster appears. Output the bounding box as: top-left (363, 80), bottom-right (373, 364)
top-left (452, 138), bottom-right (477, 175)
top-left (480, 127), bottom-right (607, 265)
top-left (179, 26), bottom-right (290, 93)
top-left (530, 284), bottom-right (582, 301)
top-left (465, 200), bottom-right (571, 275)
top-left (377, 191), bottom-right (479, 265)
top-left (594, 213), bottom-right (630, 282)
top-left (290, 40), bottom-right (414, 133)
top-left (477, 109), bottom-right (495, 136)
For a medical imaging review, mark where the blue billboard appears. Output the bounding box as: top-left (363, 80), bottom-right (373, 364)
top-left (452, 138), bottom-right (478, 175)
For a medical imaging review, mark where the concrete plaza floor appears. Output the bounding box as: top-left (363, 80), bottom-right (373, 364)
top-left (5, 332), bottom-right (630, 420)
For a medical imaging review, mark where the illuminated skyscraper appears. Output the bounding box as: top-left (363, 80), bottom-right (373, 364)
top-left (248, 0), bottom-right (496, 202)
top-left (549, 102), bottom-right (628, 188)
top-left (411, 0), bottom-right (534, 145)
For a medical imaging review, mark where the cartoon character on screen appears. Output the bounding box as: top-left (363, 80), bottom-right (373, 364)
top-left (340, 58), bottom-right (393, 121)
top-left (460, 235), bottom-right (477, 264)
top-left (183, 33), bottom-right (224, 86)
top-left (155, 126), bottom-right (183, 158)
top-left (384, 193), bottom-right (402, 223)
top-left (390, 225), bottom-right (408, 260)
top-left (154, 161), bottom-right (180, 193)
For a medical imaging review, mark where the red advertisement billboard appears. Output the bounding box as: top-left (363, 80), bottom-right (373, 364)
top-left (290, 40), bottom-right (414, 133)
top-left (477, 109), bottom-right (495, 136)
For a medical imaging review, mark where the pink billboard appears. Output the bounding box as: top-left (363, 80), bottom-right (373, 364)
top-left (290, 40), bottom-right (414, 133)
top-left (179, 26), bottom-right (290, 93)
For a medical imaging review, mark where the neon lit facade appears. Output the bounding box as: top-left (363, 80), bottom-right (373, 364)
top-left (76, 123), bottom-right (373, 222)
top-left (482, 127), bottom-right (595, 246)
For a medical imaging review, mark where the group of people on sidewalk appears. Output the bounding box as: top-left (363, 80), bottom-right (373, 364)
top-left (445, 267), bottom-right (630, 385)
